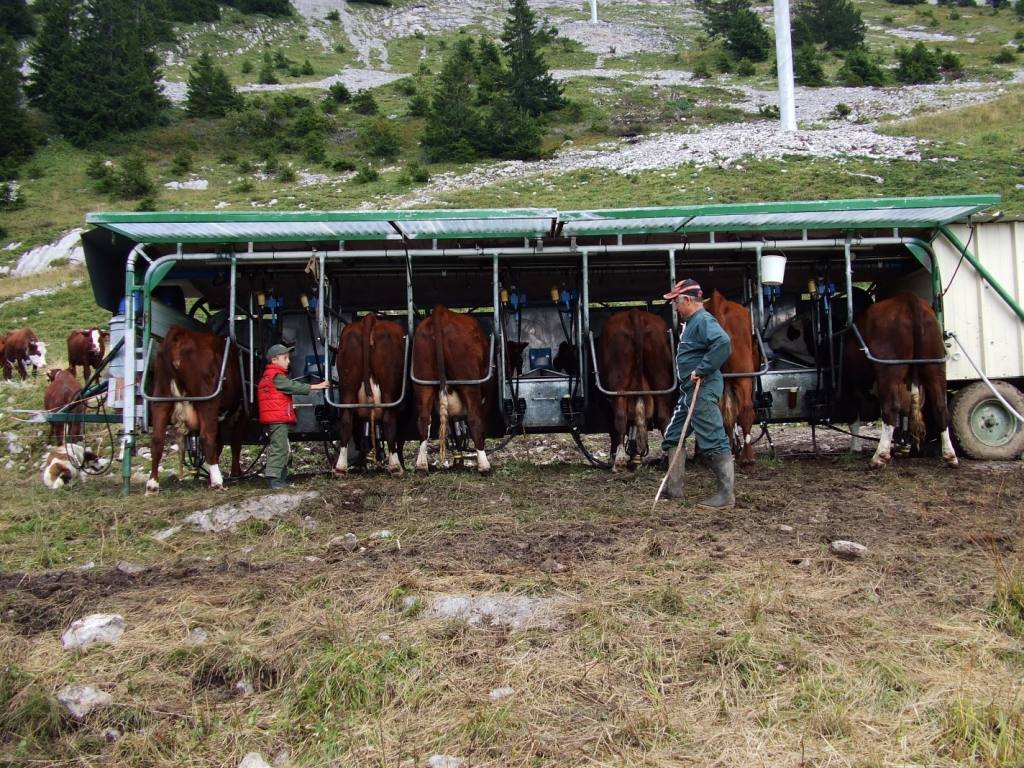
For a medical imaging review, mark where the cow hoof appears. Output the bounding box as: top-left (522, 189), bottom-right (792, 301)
top-left (869, 456), bottom-right (890, 469)
top-left (388, 465), bottom-right (404, 478)
top-left (477, 466), bottom-right (491, 477)
top-left (145, 478), bottom-right (160, 495)
top-left (210, 482), bottom-right (225, 491)
top-left (944, 456), bottom-right (960, 468)
top-left (333, 467), bottom-right (349, 477)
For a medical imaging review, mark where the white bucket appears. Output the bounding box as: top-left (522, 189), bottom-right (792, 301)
top-left (761, 254), bottom-right (787, 286)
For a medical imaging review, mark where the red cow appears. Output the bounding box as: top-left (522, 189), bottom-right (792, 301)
top-left (333, 313), bottom-right (407, 477)
top-left (412, 305), bottom-right (494, 474)
top-left (597, 309), bottom-right (674, 472)
top-left (3, 327), bottom-right (47, 380)
top-left (67, 328), bottom-right (108, 381)
top-left (707, 291), bottom-right (759, 465)
top-left (43, 368), bottom-right (84, 444)
top-left (146, 326), bottom-right (245, 493)
top-left (841, 292), bottom-right (957, 468)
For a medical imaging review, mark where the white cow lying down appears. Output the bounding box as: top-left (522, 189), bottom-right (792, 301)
top-left (42, 444), bottom-right (103, 489)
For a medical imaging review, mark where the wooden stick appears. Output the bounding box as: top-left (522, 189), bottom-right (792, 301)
top-left (652, 378), bottom-right (702, 510)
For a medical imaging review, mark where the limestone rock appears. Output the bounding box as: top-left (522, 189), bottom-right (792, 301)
top-left (425, 757), bottom-right (464, 768)
top-left (238, 753), bottom-right (272, 768)
top-left (61, 614), bottom-right (125, 650)
top-left (428, 594), bottom-right (569, 631)
top-left (56, 684), bottom-right (112, 718)
top-left (830, 540), bottom-right (868, 558)
top-left (489, 686), bottom-right (515, 701)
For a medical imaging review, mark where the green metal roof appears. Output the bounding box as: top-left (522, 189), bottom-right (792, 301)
top-left (86, 195), bottom-right (999, 244)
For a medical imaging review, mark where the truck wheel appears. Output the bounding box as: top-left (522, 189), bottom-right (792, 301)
top-left (950, 381), bottom-right (1024, 460)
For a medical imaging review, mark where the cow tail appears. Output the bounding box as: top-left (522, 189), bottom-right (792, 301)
top-left (908, 296), bottom-right (929, 449)
top-left (434, 307), bottom-right (449, 466)
top-left (363, 314), bottom-right (378, 458)
top-left (721, 386), bottom-right (738, 454)
top-left (630, 311), bottom-right (649, 456)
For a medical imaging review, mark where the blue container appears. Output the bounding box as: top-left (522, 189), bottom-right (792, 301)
top-left (117, 293), bottom-right (143, 315)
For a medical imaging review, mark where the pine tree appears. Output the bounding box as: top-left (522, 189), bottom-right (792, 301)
top-left (0, 0), bottom-right (34, 38)
top-left (500, 0), bottom-right (563, 116)
top-left (695, 0), bottom-right (772, 62)
top-left (0, 33), bottom-right (33, 167)
top-left (186, 51), bottom-right (241, 117)
top-left (29, 0), bottom-right (167, 146)
top-left (795, 0), bottom-right (865, 50)
top-left (420, 37), bottom-right (483, 162)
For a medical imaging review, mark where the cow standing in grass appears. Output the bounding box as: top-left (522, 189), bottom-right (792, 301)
top-left (67, 328), bottom-right (108, 382)
top-left (3, 327), bottom-right (46, 380)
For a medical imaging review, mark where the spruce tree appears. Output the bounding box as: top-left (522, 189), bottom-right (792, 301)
top-left (29, 0), bottom-right (167, 146)
top-left (0, 0), bottom-right (34, 38)
top-left (186, 51), bottom-right (241, 117)
top-left (420, 37), bottom-right (483, 162)
top-left (795, 0), bottom-right (865, 50)
top-left (0, 33), bottom-right (33, 168)
top-left (695, 0), bottom-right (772, 62)
top-left (500, 0), bottom-right (563, 116)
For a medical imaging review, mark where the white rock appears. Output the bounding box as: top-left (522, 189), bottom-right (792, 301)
top-left (300, 515), bottom-right (318, 531)
top-left (489, 686), bottom-right (515, 701)
top-left (164, 179), bottom-right (209, 191)
top-left (238, 754), bottom-right (272, 768)
top-left (61, 613), bottom-right (126, 650)
top-left (12, 229), bottom-right (85, 277)
top-left (102, 727), bottom-right (122, 742)
top-left (370, 529), bottom-right (393, 540)
top-left (186, 627), bottom-right (209, 645)
top-left (56, 684), bottom-right (112, 718)
top-left (76, 561), bottom-right (95, 571)
top-left (376, 632), bottom-right (393, 643)
top-left (329, 532), bottom-right (359, 551)
top-left (115, 561), bottom-right (146, 575)
top-left (778, 524), bottom-right (794, 533)
top-left (235, 678), bottom-right (255, 696)
top-left (152, 525), bottom-right (182, 542)
top-left (425, 756), bottom-right (464, 768)
top-left (830, 540), bottom-right (868, 558)
top-left (428, 594), bottom-right (569, 631)
top-left (184, 491), bottom-right (319, 533)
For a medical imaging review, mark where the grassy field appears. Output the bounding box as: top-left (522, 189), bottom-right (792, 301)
top-left (1, 411), bottom-right (1022, 766)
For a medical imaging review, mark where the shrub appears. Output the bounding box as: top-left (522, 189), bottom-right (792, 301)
top-left (114, 155), bottom-right (153, 199)
top-left (352, 90), bottom-right (379, 115)
top-left (794, 42), bottom-right (827, 85)
top-left (795, 0), bottom-right (865, 50)
top-left (241, 59), bottom-right (253, 74)
top-left (758, 103), bottom-right (780, 119)
top-left (358, 116), bottom-right (401, 158)
top-left (325, 9), bottom-right (340, 21)
top-left (939, 50), bottom-right (963, 75)
top-left (692, 60), bottom-right (712, 79)
top-left (328, 82), bottom-right (352, 103)
top-left (331, 158), bottom-right (356, 172)
top-left (394, 77), bottom-right (417, 96)
top-left (838, 47), bottom-right (888, 86)
top-left (277, 164), bottom-right (296, 182)
top-left (134, 195), bottom-right (158, 212)
top-left (830, 102), bottom-right (852, 119)
top-left (407, 92), bottom-right (429, 117)
top-left (736, 57), bottom-right (756, 76)
top-left (948, 9), bottom-right (960, 19)
top-left (404, 162), bottom-right (430, 183)
top-left (301, 59), bottom-right (315, 76)
top-left (993, 48), bottom-right (1018, 64)
top-left (353, 164), bottom-right (380, 183)
top-left (258, 64), bottom-right (279, 85)
top-left (171, 150), bottom-right (193, 175)
top-left (895, 42), bottom-right (940, 83)
top-left (288, 65), bottom-right (302, 78)
top-left (303, 138), bottom-right (327, 163)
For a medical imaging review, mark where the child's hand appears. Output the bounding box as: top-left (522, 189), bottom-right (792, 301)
top-left (311, 381), bottom-right (330, 391)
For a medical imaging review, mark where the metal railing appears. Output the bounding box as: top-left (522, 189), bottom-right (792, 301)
top-left (410, 332), bottom-right (496, 386)
top-left (588, 329), bottom-right (679, 396)
top-left (324, 333), bottom-right (411, 409)
top-left (850, 323), bottom-right (947, 366)
top-left (140, 336), bottom-right (233, 403)
top-left (722, 329), bottom-right (771, 380)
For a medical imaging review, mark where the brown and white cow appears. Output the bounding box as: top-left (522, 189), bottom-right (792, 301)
top-left (333, 313), bottom-right (407, 477)
top-left (44, 368), bottom-right (84, 444)
top-left (42, 443), bottom-right (103, 490)
top-left (147, 325), bottom-right (245, 493)
top-left (597, 309), bottom-right (674, 472)
top-left (841, 292), bottom-right (957, 468)
top-left (67, 328), bottom-right (108, 381)
top-left (3, 327), bottom-right (46, 380)
top-left (707, 291), bottom-right (759, 465)
top-left (412, 305), bottom-right (494, 474)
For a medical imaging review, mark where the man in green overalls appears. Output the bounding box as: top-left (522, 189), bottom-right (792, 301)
top-left (257, 344), bottom-right (329, 489)
top-left (660, 279), bottom-right (736, 509)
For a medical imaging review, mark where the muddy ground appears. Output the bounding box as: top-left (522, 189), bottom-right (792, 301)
top-left (2, 429), bottom-right (1022, 767)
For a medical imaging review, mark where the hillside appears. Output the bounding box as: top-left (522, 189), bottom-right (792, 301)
top-left (0, 0), bottom-right (1022, 276)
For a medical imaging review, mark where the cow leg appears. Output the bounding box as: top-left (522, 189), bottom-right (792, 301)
top-left (870, 366), bottom-right (908, 468)
top-left (17, 359), bottom-right (28, 381)
top-left (147, 403), bottom-right (173, 494)
top-left (736, 379), bottom-right (756, 465)
top-left (383, 408), bottom-right (403, 477)
top-left (923, 371), bottom-right (959, 467)
top-left (460, 386), bottom-right (490, 475)
top-left (2, 360), bottom-right (10, 380)
top-left (414, 385), bottom-right (435, 474)
top-left (198, 406), bottom-right (224, 489)
top-left (334, 390), bottom-right (357, 474)
top-left (610, 396), bottom-right (629, 472)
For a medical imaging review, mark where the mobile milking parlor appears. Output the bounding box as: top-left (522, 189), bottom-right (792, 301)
top-left (70, 194), bottom-right (1024, 494)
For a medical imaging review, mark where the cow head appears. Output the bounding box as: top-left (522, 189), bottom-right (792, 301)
top-left (28, 340), bottom-right (47, 369)
top-left (88, 329), bottom-right (102, 354)
top-left (46, 369), bottom-right (60, 384)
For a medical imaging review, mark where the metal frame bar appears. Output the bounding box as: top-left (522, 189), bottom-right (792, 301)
top-left (140, 336), bottom-right (233, 402)
top-left (723, 329), bottom-right (771, 379)
top-left (410, 331), bottom-right (496, 386)
top-left (324, 333), bottom-right (411, 409)
top-left (849, 323), bottom-right (947, 365)
top-left (588, 330), bottom-right (679, 396)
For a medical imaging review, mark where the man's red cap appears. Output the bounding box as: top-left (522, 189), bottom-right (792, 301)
top-left (663, 278), bottom-right (703, 301)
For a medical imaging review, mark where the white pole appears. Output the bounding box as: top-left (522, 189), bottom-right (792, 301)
top-left (590, 0), bottom-right (598, 23)
top-left (773, 0), bottom-right (797, 131)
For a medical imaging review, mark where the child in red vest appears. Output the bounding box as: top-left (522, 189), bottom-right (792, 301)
top-left (257, 344), bottom-right (329, 489)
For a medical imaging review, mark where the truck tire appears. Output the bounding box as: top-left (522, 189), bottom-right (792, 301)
top-left (950, 381), bottom-right (1024, 460)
